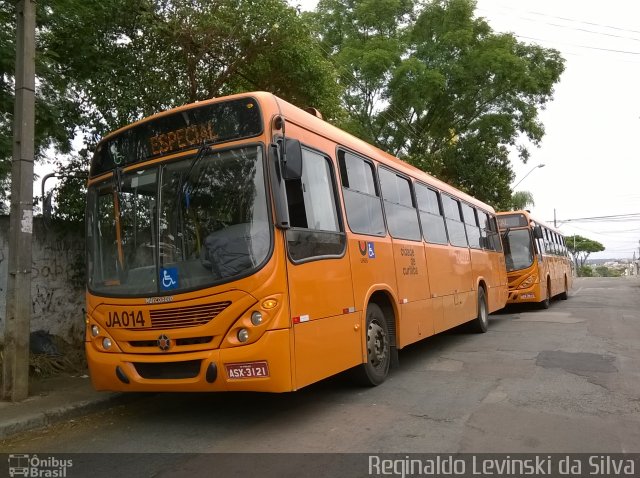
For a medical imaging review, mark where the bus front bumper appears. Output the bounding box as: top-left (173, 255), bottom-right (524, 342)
top-left (507, 284), bottom-right (541, 303)
top-left (86, 329), bottom-right (293, 393)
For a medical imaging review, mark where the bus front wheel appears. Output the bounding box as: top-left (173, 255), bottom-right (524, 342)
top-left (354, 303), bottom-right (390, 386)
top-left (540, 280), bottom-right (551, 309)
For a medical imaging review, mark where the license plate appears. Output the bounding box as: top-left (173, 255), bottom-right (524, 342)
top-left (225, 361), bottom-right (270, 379)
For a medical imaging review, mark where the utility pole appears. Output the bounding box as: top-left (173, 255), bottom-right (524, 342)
top-left (554, 208), bottom-right (557, 228)
top-left (2, 0), bottom-right (36, 402)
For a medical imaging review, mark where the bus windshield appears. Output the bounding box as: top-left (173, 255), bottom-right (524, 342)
top-left (86, 145), bottom-right (271, 296)
top-left (503, 228), bottom-right (534, 272)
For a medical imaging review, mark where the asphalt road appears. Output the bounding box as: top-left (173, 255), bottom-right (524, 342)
top-left (3, 277), bottom-right (639, 476)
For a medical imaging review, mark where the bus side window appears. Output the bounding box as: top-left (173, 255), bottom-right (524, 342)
top-left (478, 211), bottom-right (491, 250)
top-left (441, 195), bottom-right (468, 247)
top-left (461, 203), bottom-right (482, 249)
top-left (415, 184), bottom-right (448, 244)
top-left (285, 148), bottom-right (345, 262)
top-left (490, 216), bottom-right (503, 252)
top-left (338, 150), bottom-right (386, 236)
top-left (378, 167), bottom-right (421, 241)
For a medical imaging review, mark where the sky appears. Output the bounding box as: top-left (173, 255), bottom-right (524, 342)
top-left (290, 0), bottom-right (640, 260)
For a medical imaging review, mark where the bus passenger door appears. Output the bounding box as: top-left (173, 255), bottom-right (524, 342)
top-left (282, 148), bottom-right (361, 390)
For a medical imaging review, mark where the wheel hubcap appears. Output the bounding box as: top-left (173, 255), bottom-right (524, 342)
top-left (367, 321), bottom-right (387, 369)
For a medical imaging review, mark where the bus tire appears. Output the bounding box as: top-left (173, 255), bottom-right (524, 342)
top-left (559, 276), bottom-right (569, 300)
top-left (468, 287), bottom-right (489, 333)
top-left (353, 303), bottom-right (390, 386)
top-left (540, 279), bottom-right (551, 309)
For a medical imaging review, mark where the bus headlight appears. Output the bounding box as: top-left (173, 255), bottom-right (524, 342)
top-left (237, 329), bottom-right (249, 343)
top-left (251, 311), bottom-right (263, 326)
top-left (518, 274), bottom-right (537, 289)
top-left (91, 325), bottom-right (100, 337)
top-left (102, 338), bottom-right (112, 350)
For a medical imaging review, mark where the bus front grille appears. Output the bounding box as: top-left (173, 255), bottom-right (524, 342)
top-left (149, 301), bottom-right (231, 329)
top-left (128, 336), bottom-right (213, 348)
top-left (133, 360), bottom-right (202, 379)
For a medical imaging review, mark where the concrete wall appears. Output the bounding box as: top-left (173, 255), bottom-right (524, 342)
top-left (0, 215), bottom-right (85, 344)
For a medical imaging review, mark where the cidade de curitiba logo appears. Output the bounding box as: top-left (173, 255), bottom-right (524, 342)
top-left (8, 454), bottom-right (73, 477)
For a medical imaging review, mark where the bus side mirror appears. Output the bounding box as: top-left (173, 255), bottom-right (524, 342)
top-left (268, 143), bottom-right (290, 230)
top-left (533, 225), bottom-right (543, 239)
top-left (281, 138), bottom-right (302, 180)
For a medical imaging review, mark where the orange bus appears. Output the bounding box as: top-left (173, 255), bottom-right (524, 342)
top-left (497, 210), bottom-right (572, 308)
top-left (85, 91), bottom-right (507, 392)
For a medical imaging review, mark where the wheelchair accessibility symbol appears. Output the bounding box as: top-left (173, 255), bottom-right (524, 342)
top-left (160, 267), bottom-right (179, 290)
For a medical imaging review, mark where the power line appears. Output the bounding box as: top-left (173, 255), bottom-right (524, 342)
top-left (482, 2), bottom-right (640, 35)
top-left (555, 213), bottom-right (640, 223)
top-left (476, 7), bottom-right (640, 43)
top-left (527, 9), bottom-right (640, 36)
top-left (516, 35), bottom-right (640, 55)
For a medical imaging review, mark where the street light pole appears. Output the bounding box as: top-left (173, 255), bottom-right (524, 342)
top-left (513, 163), bottom-right (546, 190)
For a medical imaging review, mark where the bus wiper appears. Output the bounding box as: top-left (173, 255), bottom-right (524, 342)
top-left (176, 143), bottom-right (211, 212)
top-left (174, 144), bottom-right (211, 259)
top-left (501, 227), bottom-right (511, 240)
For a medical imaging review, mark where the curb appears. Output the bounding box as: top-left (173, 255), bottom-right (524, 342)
top-left (0, 393), bottom-right (130, 440)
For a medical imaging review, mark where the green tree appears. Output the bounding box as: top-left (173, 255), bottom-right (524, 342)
top-left (0, 0), bottom-right (86, 212)
top-left (510, 190), bottom-right (535, 210)
top-left (1, 0), bottom-right (343, 214)
top-left (566, 234), bottom-right (605, 271)
top-left (578, 265), bottom-right (593, 277)
top-left (595, 265), bottom-right (609, 277)
top-left (312, 0), bottom-right (564, 208)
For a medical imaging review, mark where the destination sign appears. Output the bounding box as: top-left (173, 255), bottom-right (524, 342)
top-left (90, 97), bottom-right (262, 177)
top-left (497, 214), bottom-right (528, 229)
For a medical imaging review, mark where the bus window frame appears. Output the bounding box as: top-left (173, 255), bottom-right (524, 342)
top-left (336, 147), bottom-right (387, 238)
top-left (285, 144), bottom-right (348, 265)
top-left (378, 165), bottom-right (422, 242)
top-left (441, 193), bottom-right (469, 248)
top-left (414, 182), bottom-right (450, 246)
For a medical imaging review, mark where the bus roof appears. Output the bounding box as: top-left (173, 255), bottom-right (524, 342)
top-left (271, 94), bottom-right (496, 214)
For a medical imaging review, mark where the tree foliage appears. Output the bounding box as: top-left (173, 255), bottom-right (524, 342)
top-left (594, 265), bottom-right (622, 278)
top-left (1, 0), bottom-right (342, 214)
top-left (566, 234), bottom-right (605, 270)
top-left (311, 0), bottom-right (565, 208)
top-left (2, 0), bottom-right (565, 219)
top-left (510, 190), bottom-right (535, 210)
top-left (578, 265), bottom-right (593, 277)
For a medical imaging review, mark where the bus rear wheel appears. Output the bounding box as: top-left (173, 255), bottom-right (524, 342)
top-left (354, 303), bottom-right (390, 386)
top-left (468, 288), bottom-right (488, 333)
top-left (559, 277), bottom-right (569, 300)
